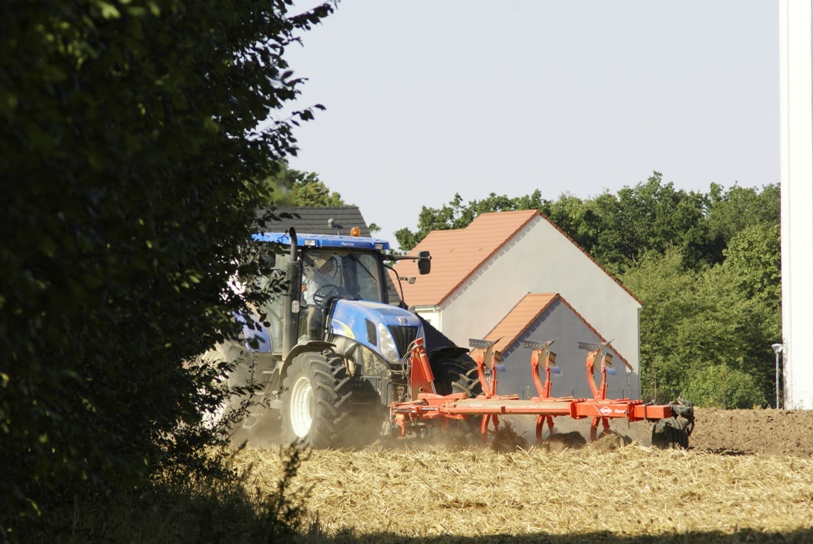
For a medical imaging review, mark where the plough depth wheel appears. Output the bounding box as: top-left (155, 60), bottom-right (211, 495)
top-left (651, 399), bottom-right (695, 449)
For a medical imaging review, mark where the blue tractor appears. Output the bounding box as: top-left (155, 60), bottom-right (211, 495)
top-left (225, 228), bottom-right (478, 447)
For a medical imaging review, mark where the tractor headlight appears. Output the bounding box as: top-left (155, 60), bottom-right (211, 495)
top-left (377, 323), bottom-right (399, 362)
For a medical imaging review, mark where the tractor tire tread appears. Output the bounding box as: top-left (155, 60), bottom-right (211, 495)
top-left (430, 357), bottom-right (483, 398)
top-left (281, 351), bottom-right (354, 448)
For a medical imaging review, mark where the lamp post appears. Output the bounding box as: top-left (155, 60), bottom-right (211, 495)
top-left (772, 343), bottom-right (784, 409)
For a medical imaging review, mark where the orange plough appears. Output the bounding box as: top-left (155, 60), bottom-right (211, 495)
top-left (389, 337), bottom-right (693, 447)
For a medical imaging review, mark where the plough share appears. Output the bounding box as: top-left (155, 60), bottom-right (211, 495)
top-left (388, 337), bottom-right (694, 448)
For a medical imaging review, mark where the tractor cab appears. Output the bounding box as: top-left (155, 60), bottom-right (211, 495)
top-left (252, 230), bottom-right (410, 358)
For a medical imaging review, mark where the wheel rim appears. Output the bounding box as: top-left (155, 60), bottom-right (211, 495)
top-left (289, 375), bottom-right (313, 438)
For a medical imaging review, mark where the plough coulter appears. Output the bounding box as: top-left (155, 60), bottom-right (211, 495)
top-left (388, 337), bottom-right (695, 448)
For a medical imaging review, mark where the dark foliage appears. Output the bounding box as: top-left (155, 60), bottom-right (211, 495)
top-left (15, 445), bottom-right (312, 544)
top-left (0, 0), bottom-right (332, 535)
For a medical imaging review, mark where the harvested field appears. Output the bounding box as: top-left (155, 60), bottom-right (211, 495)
top-left (234, 408), bottom-right (813, 543)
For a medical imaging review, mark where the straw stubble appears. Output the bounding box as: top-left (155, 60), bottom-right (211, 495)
top-left (235, 442), bottom-right (813, 541)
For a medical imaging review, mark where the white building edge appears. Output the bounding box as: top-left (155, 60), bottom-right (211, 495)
top-left (779, 0), bottom-right (813, 409)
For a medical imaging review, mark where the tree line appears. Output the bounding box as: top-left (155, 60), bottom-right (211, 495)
top-left (395, 173), bottom-right (781, 408)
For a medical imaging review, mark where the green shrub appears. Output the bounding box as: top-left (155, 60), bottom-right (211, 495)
top-left (683, 364), bottom-right (767, 409)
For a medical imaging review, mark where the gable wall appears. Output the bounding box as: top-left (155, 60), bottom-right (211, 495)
top-left (436, 215), bottom-right (641, 374)
top-left (495, 300), bottom-right (635, 400)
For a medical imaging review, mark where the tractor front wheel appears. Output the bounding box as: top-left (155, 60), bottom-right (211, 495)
top-left (281, 351), bottom-right (353, 448)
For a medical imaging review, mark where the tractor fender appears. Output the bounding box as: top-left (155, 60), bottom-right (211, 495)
top-left (279, 340), bottom-right (336, 385)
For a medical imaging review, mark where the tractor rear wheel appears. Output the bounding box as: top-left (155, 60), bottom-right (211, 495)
top-left (281, 351), bottom-right (353, 448)
top-left (430, 358), bottom-right (483, 397)
top-left (434, 358), bottom-right (484, 436)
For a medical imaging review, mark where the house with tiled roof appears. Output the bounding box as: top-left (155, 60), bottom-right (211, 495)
top-left (392, 209), bottom-right (643, 399)
top-left (484, 293), bottom-right (632, 400)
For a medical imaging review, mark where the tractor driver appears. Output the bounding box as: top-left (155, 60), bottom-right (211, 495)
top-left (302, 253), bottom-right (341, 339)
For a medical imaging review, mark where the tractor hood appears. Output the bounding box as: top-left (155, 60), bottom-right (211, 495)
top-left (327, 300), bottom-right (425, 363)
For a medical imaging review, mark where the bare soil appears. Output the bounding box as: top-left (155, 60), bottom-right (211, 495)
top-left (688, 408), bottom-right (813, 457)
top-left (240, 407), bottom-right (813, 456)
top-left (500, 408), bottom-right (813, 456)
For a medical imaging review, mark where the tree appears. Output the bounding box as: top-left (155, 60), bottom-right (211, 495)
top-left (703, 182), bottom-right (781, 264)
top-left (0, 0), bottom-right (332, 530)
top-left (290, 178), bottom-right (345, 206)
top-left (683, 363), bottom-right (766, 409)
top-left (394, 172), bottom-right (710, 273)
top-left (598, 173), bottom-right (708, 273)
top-left (261, 162), bottom-right (346, 207)
top-left (538, 192), bottom-right (603, 257)
top-left (722, 222), bottom-right (781, 309)
top-left (543, 172), bottom-right (709, 275)
top-left (621, 250), bottom-right (776, 405)
top-left (396, 175), bottom-right (780, 275)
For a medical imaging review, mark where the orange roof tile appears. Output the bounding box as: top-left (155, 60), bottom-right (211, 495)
top-left (394, 210), bottom-right (538, 306)
top-left (484, 293), bottom-right (632, 369)
top-left (484, 293), bottom-right (558, 354)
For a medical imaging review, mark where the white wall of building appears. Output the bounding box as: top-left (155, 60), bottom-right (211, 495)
top-left (415, 306), bottom-right (441, 331)
top-left (436, 216), bottom-right (642, 374)
top-left (779, 0), bottom-right (813, 408)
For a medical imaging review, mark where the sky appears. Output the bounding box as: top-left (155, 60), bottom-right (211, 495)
top-left (278, 1), bottom-right (779, 249)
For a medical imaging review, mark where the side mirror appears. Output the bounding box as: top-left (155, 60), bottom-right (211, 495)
top-left (417, 251), bottom-right (431, 275)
